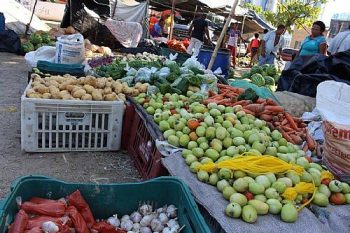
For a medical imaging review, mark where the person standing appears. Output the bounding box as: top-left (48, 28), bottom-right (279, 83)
top-left (328, 25), bottom-right (350, 55)
top-left (226, 23), bottom-right (244, 68)
top-left (259, 24), bottom-right (286, 65)
top-left (298, 21), bottom-right (327, 56)
top-left (187, 13), bottom-right (211, 57)
top-left (149, 14), bottom-right (158, 34)
top-left (248, 33), bottom-right (260, 67)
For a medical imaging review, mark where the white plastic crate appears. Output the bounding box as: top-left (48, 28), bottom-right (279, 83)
top-left (21, 82), bottom-right (124, 152)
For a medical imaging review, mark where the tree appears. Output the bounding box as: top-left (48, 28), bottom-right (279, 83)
top-left (243, 0), bottom-right (328, 31)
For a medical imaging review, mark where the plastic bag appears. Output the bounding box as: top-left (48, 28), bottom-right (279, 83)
top-left (164, 59), bottom-right (177, 67)
top-left (126, 68), bottom-right (137, 76)
top-left (66, 190), bottom-right (95, 228)
top-left (55, 34), bottom-right (85, 64)
top-left (169, 53), bottom-right (178, 61)
top-left (66, 206), bottom-right (89, 233)
top-left (188, 84), bottom-right (209, 103)
top-left (157, 67), bottom-right (171, 79)
top-left (24, 227), bottom-right (42, 233)
top-left (182, 57), bottom-right (205, 70)
top-left (21, 202), bottom-right (66, 217)
top-left (147, 85), bottom-right (160, 95)
top-left (134, 68), bottom-right (154, 83)
top-left (119, 76), bottom-right (134, 86)
top-left (92, 221), bottom-right (124, 233)
top-left (316, 81), bottom-right (350, 180)
top-left (8, 209), bottom-right (29, 233)
top-left (24, 46), bottom-right (56, 68)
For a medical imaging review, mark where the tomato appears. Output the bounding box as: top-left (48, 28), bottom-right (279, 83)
top-left (244, 191), bottom-right (254, 201)
top-left (321, 178), bottom-right (331, 186)
top-left (330, 193), bottom-right (346, 205)
top-left (188, 119), bottom-right (200, 130)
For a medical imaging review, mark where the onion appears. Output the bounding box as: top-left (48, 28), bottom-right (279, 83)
top-left (151, 218), bottom-right (164, 232)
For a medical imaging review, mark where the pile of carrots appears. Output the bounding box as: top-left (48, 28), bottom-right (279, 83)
top-left (203, 84), bottom-right (316, 150)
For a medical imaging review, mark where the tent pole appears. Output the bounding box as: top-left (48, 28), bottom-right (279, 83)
top-left (192, 5), bottom-right (198, 22)
top-left (145, 0), bottom-right (150, 39)
top-left (25, 0), bottom-right (38, 35)
top-left (237, 15), bottom-right (246, 65)
top-left (169, 0), bottom-right (175, 40)
top-left (208, 0), bottom-right (239, 70)
top-left (112, 0), bottom-right (118, 18)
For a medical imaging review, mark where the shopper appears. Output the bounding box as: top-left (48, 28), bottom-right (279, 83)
top-left (187, 13), bottom-right (211, 57)
top-left (298, 21), bottom-right (327, 56)
top-left (259, 24), bottom-right (286, 65)
top-left (248, 33), bottom-right (260, 67)
top-left (150, 18), bottom-right (165, 38)
top-left (328, 25), bottom-right (350, 55)
top-left (226, 23), bottom-right (244, 68)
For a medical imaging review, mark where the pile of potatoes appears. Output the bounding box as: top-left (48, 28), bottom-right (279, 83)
top-left (26, 74), bottom-right (149, 101)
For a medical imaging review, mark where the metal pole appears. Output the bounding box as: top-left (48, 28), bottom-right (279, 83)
top-left (25, 0), bottom-right (38, 35)
top-left (112, 0), bottom-right (118, 18)
top-left (208, 0), bottom-right (239, 70)
top-left (237, 15), bottom-right (246, 65)
top-left (169, 0), bottom-right (175, 40)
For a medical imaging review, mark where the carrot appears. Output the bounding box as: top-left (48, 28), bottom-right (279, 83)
top-left (223, 92), bottom-right (239, 98)
top-left (281, 119), bottom-right (288, 125)
top-left (293, 117), bottom-right (303, 123)
top-left (305, 129), bottom-right (316, 151)
top-left (208, 90), bottom-right (217, 97)
top-left (281, 126), bottom-right (294, 132)
top-left (272, 116), bottom-right (279, 122)
top-left (259, 114), bottom-right (273, 122)
top-left (284, 112), bottom-right (299, 130)
top-left (256, 98), bottom-right (266, 104)
top-left (266, 122), bottom-right (275, 130)
top-left (264, 105), bottom-right (284, 112)
top-left (260, 110), bottom-right (273, 115)
top-left (303, 143), bottom-right (309, 152)
top-left (231, 100), bottom-right (251, 107)
top-left (279, 128), bottom-right (295, 144)
top-left (274, 122), bottom-right (281, 126)
top-left (300, 123), bottom-right (307, 128)
top-left (266, 98), bottom-right (279, 106)
top-left (290, 134), bottom-right (303, 145)
top-left (244, 104), bottom-right (265, 113)
top-left (243, 109), bottom-right (255, 116)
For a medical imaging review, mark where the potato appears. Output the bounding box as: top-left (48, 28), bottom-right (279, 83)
top-left (83, 84), bottom-right (94, 94)
top-left (34, 84), bottom-right (50, 94)
top-left (66, 84), bottom-right (76, 92)
top-left (28, 93), bottom-right (42, 98)
top-left (134, 82), bottom-right (142, 89)
top-left (96, 78), bottom-right (106, 89)
top-left (91, 44), bottom-right (98, 52)
top-left (32, 81), bottom-right (42, 87)
top-left (78, 78), bottom-right (86, 85)
top-left (48, 80), bottom-right (60, 88)
top-left (42, 93), bottom-right (52, 99)
top-left (26, 88), bottom-right (36, 97)
top-left (59, 83), bottom-right (68, 90)
top-left (131, 89), bottom-right (140, 97)
top-left (105, 81), bottom-right (112, 88)
top-left (51, 92), bottom-right (61, 99)
top-left (107, 77), bottom-right (113, 82)
top-left (31, 73), bottom-right (41, 80)
top-left (61, 94), bottom-right (73, 100)
top-left (92, 89), bottom-right (103, 101)
top-left (104, 93), bottom-right (117, 101)
top-left (49, 86), bottom-right (60, 95)
top-left (72, 89), bottom-right (86, 99)
top-left (103, 87), bottom-right (112, 95)
top-left (72, 86), bottom-right (83, 94)
top-left (84, 76), bottom-right (97, 87)
top-left (81, 94), bottom-right (92, 100)
top-left (118, 93), bottom-right (126, 101)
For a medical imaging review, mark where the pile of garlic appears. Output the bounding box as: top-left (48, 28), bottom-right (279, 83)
top-left (107, 203), bottom-right (183, 233)
top-left (26, 74), bottom-right (149, 101)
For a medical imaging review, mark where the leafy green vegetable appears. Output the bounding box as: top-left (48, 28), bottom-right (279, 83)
top-left (29, 34), bottom-right (42, 46)
top-left (21, 41), bottom-right (35, 53)
top-left (171, 77), bottom-right (189, 94)
top-left (237, 88), bottom-right (259, 102)
top-left (188, 74), bottom-right (201, 86)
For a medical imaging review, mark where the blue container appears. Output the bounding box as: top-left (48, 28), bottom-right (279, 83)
top-left (197, 46), bottom-right (230, 76)
top-left (0, 13), bottom-right (4, 32)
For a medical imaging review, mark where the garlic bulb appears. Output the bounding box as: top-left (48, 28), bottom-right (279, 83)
top-left (162, 227), bottom-right (172, 233)
top-left (107, 215), bottom-right (120, 227)
top-left (158, 213), bottom-right (168, 225)
top-left (132, 223), bottom-right (141, 231)
top-left (166, 205), bottom-right (177, 218)
top-left (139, 204), bottom-right (153, 216)
top-left (130, 211), bottom-right (142, 223)
top-left (121, 219), bottom-right (133, 231)
top-left (139, 226), bottom-right (152, 233)
top-left (167, 219), bottom-right (178, 229)
top-left (42, 221), bottom-right (59, 233)
top-left (156, 205), bottom-right (167, 214)
top-left (140, 214), bottom-right (154, 227)
top-left (121, 215), bottom-right (130, 222)
top-left (151, 218), bottom-right (164, 232)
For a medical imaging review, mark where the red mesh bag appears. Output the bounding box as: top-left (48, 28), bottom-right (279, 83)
top-left (92, 221), bottom-right (120, 233)
top-left (26, 216), bottom-right (62, 230)
top-left (9, 209), bottom-right (29, 233)
top-left (24, 227), bottom-right (42, 233)
top-left (21, 202), bottom-right (66, 217)
top-left (29, 197), bottom-right (65, 205)
top-left (66, 190), bottom-right (95, 228)
top-left (67, 206), bottom-right (89, 233)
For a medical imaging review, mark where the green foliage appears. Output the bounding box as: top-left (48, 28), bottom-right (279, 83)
top-left (243, 0), bottom-right (328, 31)
top-left (21, 41), bottom-right (35, 53)
top-left (251, 73), bottom-right (265, 87)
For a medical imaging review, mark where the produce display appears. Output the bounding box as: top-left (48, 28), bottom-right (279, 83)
top-left (167, 39), bottom-right (190, 53)
top-left (134, 86), bottom-right (350, 224)
top-left (84, 39), bottom-right (112, 58)
top-left (26, 73), bottom-right (149, 101)
top-left (9, 190), bottom-right (182, 233)
top-left (232, 64), bottom-right (281, 92)
top-left (21, 32), bottom-right (56, 53)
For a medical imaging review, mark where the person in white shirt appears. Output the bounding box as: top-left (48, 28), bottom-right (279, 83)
top-left (259, 24), bottom-right (286, 65)
top-left (328, 25), bottom-right (350, 55)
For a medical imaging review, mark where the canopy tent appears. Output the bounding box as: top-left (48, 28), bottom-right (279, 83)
top-left (110, 0), bottom-right (148, 23)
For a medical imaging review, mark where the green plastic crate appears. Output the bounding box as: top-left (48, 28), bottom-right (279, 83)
top-left (0, 175), bottom-right (211, 233)
top-left (159, 47), bottom-right (191, 64)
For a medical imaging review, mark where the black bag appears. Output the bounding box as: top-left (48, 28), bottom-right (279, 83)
top-left (0, 29), bottom-right (22, 54)
top-left (277, 51), bottom-right (350, 97)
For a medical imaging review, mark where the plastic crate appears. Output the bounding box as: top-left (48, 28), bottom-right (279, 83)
top-left (121, 100), bottom-right (135, 150)
top-left (0, 175), bottom-right (211, 233)
top-left (21, 81), bottom-right (124, 152)
top-left (127, 103), bottom-right (168, 179)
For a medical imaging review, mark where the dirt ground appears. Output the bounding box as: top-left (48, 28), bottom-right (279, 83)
top-left (0, 53), bottom-right (140, 198)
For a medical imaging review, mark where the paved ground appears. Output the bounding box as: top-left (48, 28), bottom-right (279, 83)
top-left (0, 53), bottom-right (140, 198)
